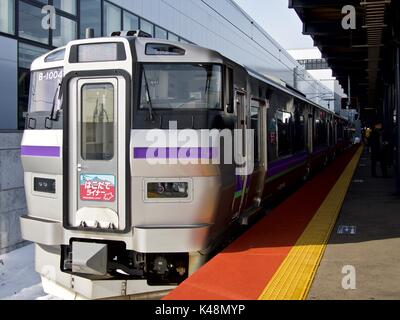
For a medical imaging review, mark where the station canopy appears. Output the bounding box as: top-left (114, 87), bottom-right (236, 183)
top-left (290, 0), bottom-right (393, 117)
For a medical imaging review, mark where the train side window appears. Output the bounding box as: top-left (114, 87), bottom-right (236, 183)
top-left (276, 110), bottom-right (293, 158)
top-left (328, 120), bottom-right (334, 145)
top-left (315, 111), bottom-right (328, 147)
top-left (81, 83), bottom-right (114, 161)
top-left (294, 103), bottom-right (306, 153)
top-left (337, 122), bottom-right (344, 140)
top-left (225, 66), bottom-right (234, 113)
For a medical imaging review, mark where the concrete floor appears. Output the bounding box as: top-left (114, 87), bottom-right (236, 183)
top-left (308, 150), bottom-right (400, 300)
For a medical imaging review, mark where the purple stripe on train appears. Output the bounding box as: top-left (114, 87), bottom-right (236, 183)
top-left (133, 147), bottom-right (219, 159)
top-left (21, 146), bottom-right (61, 158)
top-left (267, 151), bottom-right (309, 177)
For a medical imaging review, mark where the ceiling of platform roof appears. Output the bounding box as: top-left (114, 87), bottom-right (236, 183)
top-left (289, 0), bottom-right (392, 116)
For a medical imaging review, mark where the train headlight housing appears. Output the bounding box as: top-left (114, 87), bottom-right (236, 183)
top-left (33, 177), bottom-right (56, 194)
top-left (147, 182), bottom-right (189, 199)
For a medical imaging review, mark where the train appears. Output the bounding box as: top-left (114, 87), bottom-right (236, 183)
top-left (20, 30), bottom-right (352, 299)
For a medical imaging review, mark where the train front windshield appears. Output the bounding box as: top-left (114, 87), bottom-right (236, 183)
top-left (29, 68), bottom-right (63, 113)
top-left (140, 64), bottom-right (222, 110)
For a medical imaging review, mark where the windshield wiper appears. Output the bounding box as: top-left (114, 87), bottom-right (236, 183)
top-left (44, 81), bottom-right (63, 129)
top-left (49, 81), bottom-right (63, 121)
top-left (142, 68), bottom-right (156, 122)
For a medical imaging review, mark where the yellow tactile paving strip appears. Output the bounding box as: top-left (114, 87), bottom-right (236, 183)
top-left (259, 147), bottom-right (363, 300)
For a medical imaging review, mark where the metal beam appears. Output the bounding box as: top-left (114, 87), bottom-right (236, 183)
top-left (396, 46), bottom-right (400, 194)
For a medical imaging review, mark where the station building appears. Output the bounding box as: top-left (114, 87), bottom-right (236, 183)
top-left (288, 48), bottom-right (346, 114)
top-left (0, 0), bottom-right (336, 253)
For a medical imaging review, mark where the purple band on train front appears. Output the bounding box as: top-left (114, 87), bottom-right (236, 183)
top-left (268, 152), bottom-right (308, 177)
top-left (134, 147), bottom-right (219, 159)
top-left (21, 146), bottom-right (61, 158)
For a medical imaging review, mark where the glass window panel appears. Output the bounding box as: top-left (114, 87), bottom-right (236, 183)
top-left (19, 2), bottom-right (49, 44)
top-left (78, 43), bottom-right (119, 62)
top-left (45, 48), bottom-right (66, 62)
top-left (18, 37), bottom-right (50, 131)
top-left (140, 19), bottom-right (153, 36)
top-left (294, 103), bottom-right (306, 152)
top-left (53, 0), bottom-right (77, 15)
top-left (103, 2), bottom-right (121, 36)
top-left (123, 11), bottom-right (138, 30)
top-left (168, 33), bottom-right (179, 42)
top-left (0, 0), bottom-right (14, 34)
top-left (155, 26), bottom-right (167, 39)
top-left (80, 0), bottom-right (101, 38)
top-left (81, 83), bottom-right (114, 161)
top-left (179, 38), bottom-right (190, 44)
top-left (18, 42), bottom-right (49, 69)
top-left (145, 43), bottom-right (185, 56)
top-left (18, 68), bottom-right (31, 130)
top-left (140, 64), bottom-right (222, 110)
top-left (314, 112), bottom-right (328, 147)
top-left (147, 182), bottom-right (189, 199)
top-left (53, 15), bottom-right (77, 47)
top-left (28, 68), bottom-right (63, 116)
top-left (276, 110), bottom-right (293, 157)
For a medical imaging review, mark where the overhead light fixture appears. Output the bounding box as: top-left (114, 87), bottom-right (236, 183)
top-left (362, 24), bottom-right (387, 28)
top-left (360, 1), bottom-right (391, 6)
top-left (352, 44), bottom-right (383, 48)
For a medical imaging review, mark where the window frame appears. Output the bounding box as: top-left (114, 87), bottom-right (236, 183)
top-left (0, 0), bottom-right (15, 35)
top-left (80, 82), bottom-right (115, 161)
top-left (276, 109), bottom-right (294, 158)
top-left (52, 13), bottom-right (78, 47)
top-left (122, 10), bottom-right (139, 31)
top-left (103, 0), bottom-right (122, 37)
top-left (154, 25), bottom-right (167, 39)
top-left (137, 62), bottom-right (224, 112)
top-left (139, 18), bottom-right (154, 37)
top-left (53, 0), bottom-right (78, 16)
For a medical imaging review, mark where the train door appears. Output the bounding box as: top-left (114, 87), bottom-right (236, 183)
top-left (231, 90), bottom-right (248, 219)
top-left (67, 77), bottom-right (128, 231)
top-left (241, 98), bottom-right (267, 213)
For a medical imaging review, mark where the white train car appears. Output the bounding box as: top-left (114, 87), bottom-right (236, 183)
top-left (20, 31), bottom-right (351, 299)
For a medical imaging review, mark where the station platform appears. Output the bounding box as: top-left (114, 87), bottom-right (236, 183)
top-left (308, 150), bottom-right (400, 300)
top-left (163, 145), bottom-right (400, 300)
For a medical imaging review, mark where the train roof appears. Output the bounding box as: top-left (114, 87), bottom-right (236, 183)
top-left (246, 67), bottom-right (342, 118)
top-left (30, 31), bottom-right (347, 122)
top-left (132, 37), bottom-right (226, 65)
top-left (32, 35), bottom-right (230, 71)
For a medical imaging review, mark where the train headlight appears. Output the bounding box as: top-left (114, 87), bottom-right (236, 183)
top-left (147, 182), bottom-right (189, 199)
top-left (33, 177), bottom-right (56, 194)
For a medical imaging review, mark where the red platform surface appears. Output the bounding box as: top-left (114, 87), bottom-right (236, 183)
top-left (164, 148), bottom-right (357, 300)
